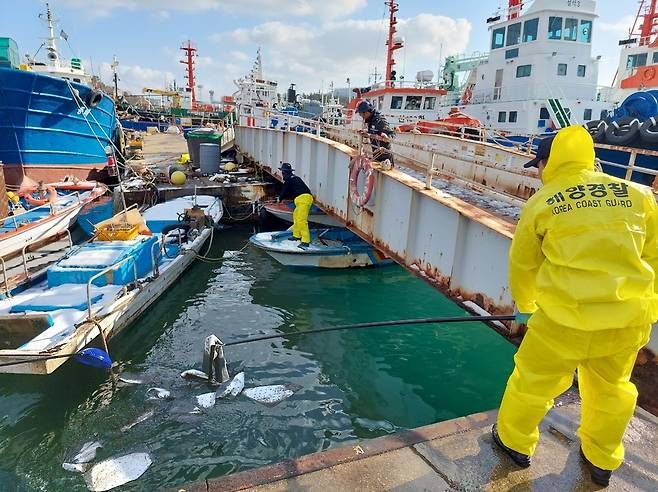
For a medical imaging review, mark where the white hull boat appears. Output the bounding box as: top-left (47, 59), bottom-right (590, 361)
top-left (0, 195), bottom-right (222, 375)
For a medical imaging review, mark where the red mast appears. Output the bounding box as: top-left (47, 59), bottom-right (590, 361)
top-left (180, 40), bottom-right (197, 109)
top-left (508, 0), bottom-right (523, 20)
top-left (384, 1), bottom-right (403, 87)
top-left (637, 0), bottom-right (658, 46)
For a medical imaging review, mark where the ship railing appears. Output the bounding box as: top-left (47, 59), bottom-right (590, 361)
top-left (150, 229), bottom-right (184, 277)
top-left (0, 230), bottom-right (74, 298)
top-left (367, 80), bottom-right (442, 90)
top-left (86, 256), bottom-right (138, 320)
top-left (4, 191), bottom-right (81, 231)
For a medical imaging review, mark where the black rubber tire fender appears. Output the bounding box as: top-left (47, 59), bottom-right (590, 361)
top-left (85, 89), bottom-right (103, 108)
top-left (605, 116), bottom-right (640, 145)
top-left (584, 120), bottom-right (607, 143)
top-left (639, 117), bottom-right (658, 144)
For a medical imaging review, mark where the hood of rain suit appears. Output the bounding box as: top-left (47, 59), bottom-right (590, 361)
top-left (509, 125), bottom-right (658, 330)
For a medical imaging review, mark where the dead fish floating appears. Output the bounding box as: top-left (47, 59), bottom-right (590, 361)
top-left (180, 369), bottom-right (211, 383)
top-left (117, 376), bottom-right (143, 386)
top-left (120, 409), bottom-right (155, 432)
top-left (84, 452), bottom-right (152, 491)
top-left (243, 384), bottom-right (298, 406)
top-left (62, 441), bottom-right (103, 473)
top-left (146, 387), bottom-right (172, 400)
top-left (195, 392), bottom-right (216, 409)
top-left (217, 372), bottom-right (245, 399)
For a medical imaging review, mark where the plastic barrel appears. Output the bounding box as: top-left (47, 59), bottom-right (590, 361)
top-left (199, 143), bottom-right (220, 174)
top-left (185, 128), bottom-right (221, 166)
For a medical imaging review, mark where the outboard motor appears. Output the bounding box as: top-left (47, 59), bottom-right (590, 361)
top-left (202, 335), bottom-right (229, 384)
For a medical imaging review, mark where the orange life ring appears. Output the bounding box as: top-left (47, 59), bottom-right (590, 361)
top-left (349, 155), bottom-right (375, 207)
top-left (22, 186), bottom-right (57, 207)
top-left (644, 67), bottom-right (657, 81)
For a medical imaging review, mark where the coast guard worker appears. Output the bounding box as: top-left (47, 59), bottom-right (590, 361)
top-left (278, 163), bottom-right (313, 249)
top-left (355, 101), bottom-right (395, 166)
top-left (493, 125), bottom-right (658, 486)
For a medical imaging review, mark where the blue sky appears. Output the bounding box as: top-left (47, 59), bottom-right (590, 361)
top-left (2, 1), bottom-right (635, 100)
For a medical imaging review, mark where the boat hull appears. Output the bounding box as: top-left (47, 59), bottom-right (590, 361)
top-left (0, 67), bottom-right (116, 185)
top-left (263, 201), bottom-right (341, 227)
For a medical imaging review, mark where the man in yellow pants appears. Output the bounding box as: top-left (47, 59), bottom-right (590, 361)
top-left (493, 126), bottom-right (658, 486)
top-left (278, 163), bottom-right (313, 249)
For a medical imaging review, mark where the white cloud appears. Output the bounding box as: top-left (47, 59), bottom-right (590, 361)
top-left (598, 16), bottom-right (634, 36)
top-left (55, 0), bottom-right (367, 19)
top-left (99, 62), bottom-right (176, 93)
top-left (210, 14), bottom-right (471, 94)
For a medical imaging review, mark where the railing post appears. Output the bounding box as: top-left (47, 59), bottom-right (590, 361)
top-left (625, 151), bottom-right (637, 181)
top-left (426, 153), bottom-right (436, 190)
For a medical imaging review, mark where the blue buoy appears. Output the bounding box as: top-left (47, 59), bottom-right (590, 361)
top-left (74, 348), bottom-right (113, 369)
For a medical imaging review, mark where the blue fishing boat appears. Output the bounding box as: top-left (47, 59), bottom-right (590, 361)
top-left (250, 228), bottom-right (393, 268)
top-left (0, 4), bottom-right (117, 186)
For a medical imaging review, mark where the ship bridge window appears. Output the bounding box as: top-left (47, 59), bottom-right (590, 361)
top-left (492, 27), bottom-right (505, 49)
top-left (506, 48), bottom-right (519, 59)
top-left (578, 64), bottom-right (586, 77)
top-left (557, 63), bottom-right (568, 76)
top-left (391, 96), bottom-right (403, 110)
top-left (507, 22), bottom-right (522, 46)
top-left (516, 64), bottom-right (532, 78)
top-left (564, 18), bottom-right (579, 41)
top-left (498, 111), bottom-right (507, 123)
top-left (548, 16), bottom-right (563, 40)
top-left (509, 111), bottom-right (518, 123)
top-left (423, 97), bottom-right (436, 110)
top-left (579, 20), bottom-right (592, 43)
top-left (523, 18), bottom-right (539, 42)
top-left (405, 95), bottom-right (422, 110)
top-left (584, 108), bottom-right (592, 120)
top-left (540, 107), bottom-right (550, 119)
top-left (627, 53), bottom-right (648, 69)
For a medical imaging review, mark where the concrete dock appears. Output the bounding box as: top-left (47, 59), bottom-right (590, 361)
top-left (179, 392), bottom-right (658, 491)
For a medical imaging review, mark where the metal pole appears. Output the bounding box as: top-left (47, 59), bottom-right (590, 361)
top-left (426, 153), bottom-right (436, 190)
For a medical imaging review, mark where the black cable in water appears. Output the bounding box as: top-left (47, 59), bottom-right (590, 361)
top-left (223, 315), bottom-right (516, 347)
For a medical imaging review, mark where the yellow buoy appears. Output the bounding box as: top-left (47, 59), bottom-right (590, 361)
top-left (177, 153), bottom-right (190, 165)
top-left (223, 162), bottom-right (237, 172)
top-left (170, 171), bottom-right (187, 185)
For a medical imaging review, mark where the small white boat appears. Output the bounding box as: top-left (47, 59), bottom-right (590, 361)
top-left (262, 200), bottom-right (341, 227)
top-left (0, 195), bottom-right (222, 375)
top-left (250, 228), bottom-right (393, 269)
top-left (0, 183), bottom-right (106, 259)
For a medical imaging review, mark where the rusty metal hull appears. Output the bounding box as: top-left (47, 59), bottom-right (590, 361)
top-left (236, 126), bottom-right (516, 319)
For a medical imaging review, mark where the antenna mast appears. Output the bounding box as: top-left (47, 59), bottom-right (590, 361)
top-left (180, 40), bottom-right (197, 109)
top-left (384, 1), bottom-right (403, 88)
top-left (635, 0), bottom-right (658, 47)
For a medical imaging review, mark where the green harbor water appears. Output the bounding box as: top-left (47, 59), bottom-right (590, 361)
top-left (0, 226), bottom-right (516, 491)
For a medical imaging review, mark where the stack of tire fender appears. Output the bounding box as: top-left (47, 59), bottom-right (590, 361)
top-left (585, 90), bottom-right (658, 146)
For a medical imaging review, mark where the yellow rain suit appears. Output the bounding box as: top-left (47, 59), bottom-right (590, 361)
top-left (292, 193), bottom-right (313, 244)
top-left (497, 125), bottom-right (657, 471)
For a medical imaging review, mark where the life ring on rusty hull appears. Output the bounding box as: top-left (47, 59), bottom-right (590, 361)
top-left (21, 186), bottom-right (57, 207)
top-left (349, 155), bottom-right (375, 207)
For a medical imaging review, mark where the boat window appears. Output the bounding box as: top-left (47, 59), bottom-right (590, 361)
top-left (507, 22), bottom-right (522, 46)
top-left (390, 96), bottom-right (403, 110)
top-left (577, 64), bottom-right (586, 77)
top-left (548, 17), bottom-right (563, 40)
top-left (600, 109), bottom-right (609, 120)
top-left (579, 20), bottom-right (592, 43)
top-left (557, 63), bottom-right (568, 76)
top-left (523, 18), bottom-right (539, 42)
top-left (509, 111), bottom-right (518, 123)
top-left (404, 95), bottom-right (422, 110)
top-left (564, 18), bottom-right (578, 41)
top-left (540, 107), bottom-right (550, 119)
top-left (627, 53), bottom-right (648, 69)
top-left (498, 111), bottom-right (507, 123)
top-left (492, 27), bottom-right (505, 49)
top-left (73, 78), bottom-right (81, 82)
top-left (505, 48), bottom-right (519, 59)
top-left (423, 97), bottom-right (436, 110)
top-left (584, 108), bottom-right (592, 120)
top-left (654, 52), bottom-right (658, 64)
top-left (516, 64), bottom-right (532, 78)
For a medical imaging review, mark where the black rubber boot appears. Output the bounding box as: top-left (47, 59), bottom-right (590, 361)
top-left (492, 424), bottom-right (532, 468)
top-left (298, 242), bottom-right (310, 250)
top-left (287, 236), bottom-right (300, 242)
top-left (580, 448), bottom-right (612, 487)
